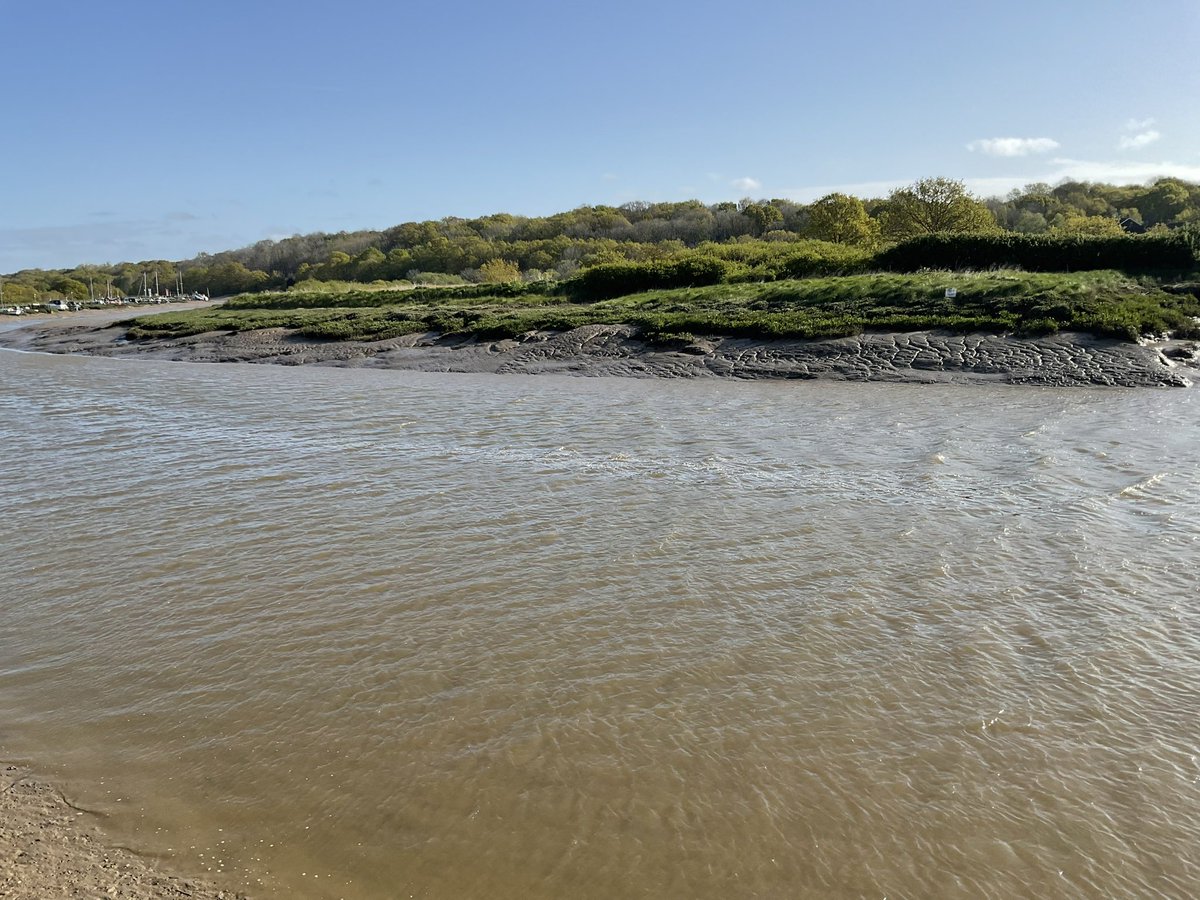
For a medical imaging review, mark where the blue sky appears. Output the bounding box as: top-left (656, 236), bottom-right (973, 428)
top-left (2, 0), bottom-right (1198, 271)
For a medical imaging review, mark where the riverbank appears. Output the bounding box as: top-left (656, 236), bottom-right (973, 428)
top-left (0, 316), bottom-right (1196, 387)
top-left (1, 765), bottom-right (239, 899)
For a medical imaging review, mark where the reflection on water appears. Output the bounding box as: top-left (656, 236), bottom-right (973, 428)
top-left (2, 348), bottom-right (1199, 898)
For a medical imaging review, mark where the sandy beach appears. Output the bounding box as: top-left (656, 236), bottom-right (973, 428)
top-left (1, 313), bottom-right (1196, 387)
top-left (1, 766), bottom-right (238, 900)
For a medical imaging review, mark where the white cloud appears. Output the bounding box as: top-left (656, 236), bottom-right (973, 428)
top-left (730, 176), bottom-right (761, 192)
top-left (967, 137), bottom-right (1060, 157)
top-left (1118, 129), bottom-right (1161, 150)
top-left (1119, 117), bottom-right (1162, 150)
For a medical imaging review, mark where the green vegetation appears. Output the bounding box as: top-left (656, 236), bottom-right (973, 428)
top-left (875, 231), bottom-right (1197, 273)
top-left (124, 269), bottom-right (1200, 347)
top-left (880, 177), bottom-right (998, 239)
top-left (11, 176), bottom-right (1200, 347)
top-left (6, 176), bottom-right (1200, 305)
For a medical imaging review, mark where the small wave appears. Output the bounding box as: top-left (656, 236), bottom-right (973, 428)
top-left (1118, 472), bottom-right (1167, 498)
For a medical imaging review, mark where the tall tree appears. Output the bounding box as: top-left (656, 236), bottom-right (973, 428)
top-left (1136, 178), bottom-right (1194, 226)
top-left (880, 177), bottom-right (996, 239)
top-left (1049, 214), bottom-right (1124, 237)
top-left (740, 203), bottom-right (783, 236)
top-left (479, 258), bottom-right (522, 283)
top-left (805, 193), bottom-right (880, 246)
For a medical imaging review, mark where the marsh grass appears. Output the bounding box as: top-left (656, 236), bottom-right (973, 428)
top-left (126, 269), bottom-right (1200, 345)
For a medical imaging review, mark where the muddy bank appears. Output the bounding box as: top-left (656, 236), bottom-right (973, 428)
top-left (1, 318), bottom-right (1196, 387)
top-left (1, 766), bottom-right (239, 899)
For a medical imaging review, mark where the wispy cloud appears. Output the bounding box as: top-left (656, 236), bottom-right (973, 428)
top-left (731, 176), bottom-right (761, 192)
top-left (967, 137), bottom-right (1060, 157)
top-left (1119, 130), bottom-right (1161, 150)
top-left (1118, 117), bottom-right (1161, 150)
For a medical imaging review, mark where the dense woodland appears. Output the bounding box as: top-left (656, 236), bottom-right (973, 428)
top-left (4, 177), bottom-right (1200, 304)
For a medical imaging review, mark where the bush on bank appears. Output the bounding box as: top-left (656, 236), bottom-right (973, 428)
top-left (565, 257), bottom-right (733, 301)
top-left (874, 231), bottom-right (1198, 274)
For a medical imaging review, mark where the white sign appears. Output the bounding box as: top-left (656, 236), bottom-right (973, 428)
top-left (944, 288), bottom-right (958, 299)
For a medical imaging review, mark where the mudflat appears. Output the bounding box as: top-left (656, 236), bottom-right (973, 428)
top-left (1, 315), bottom-right (1195, 387)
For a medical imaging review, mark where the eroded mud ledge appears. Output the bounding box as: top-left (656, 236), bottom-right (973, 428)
top-left (3, 319), bottom-right (1195, 388)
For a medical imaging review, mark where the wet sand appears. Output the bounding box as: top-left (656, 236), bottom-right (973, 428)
top-left (1, 766), bottom-right (238, 899)
top-left (1, 316), bottom-right (1196, 387)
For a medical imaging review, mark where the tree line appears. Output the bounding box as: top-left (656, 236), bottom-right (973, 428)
top-left (4, 177), bottom-right (1198, 303)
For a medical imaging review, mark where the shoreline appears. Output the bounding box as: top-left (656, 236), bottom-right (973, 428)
top-left (0, 316), bottom-right (1196, 387)
top-left (1, 764), bottom-right (239, 899)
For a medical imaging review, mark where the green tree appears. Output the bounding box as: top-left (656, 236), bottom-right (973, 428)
top-left (48, 275), bottom-right (89, 299)
top-left (479, 258), bottom-right (522, 283)
top-left (384, 247), bottom-right (414, 279)
top-left (1010, 210), bottom-right (1049, 234)
top-left (805, 193), bottom-right (880, 246)
top-left (1137, 178), bottom-right (1193, 226)
top-left (354, 247), bottom-right (386, 280)
top-left (205, 262), bottom-right (269, 296)
top-left (740, 203), bottom-right (783, 236)
top-left (880, 177), bottom-right (996, 239)
top-left (1049, 214), bottom-right (1124, 237)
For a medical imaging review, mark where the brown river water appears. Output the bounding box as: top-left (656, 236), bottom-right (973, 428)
top-left (2, 339), bottom-right (1199, 898)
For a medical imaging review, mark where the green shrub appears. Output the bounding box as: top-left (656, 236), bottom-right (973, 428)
top-left (748, 244), bottom-right (872, 280)
top-left (567, 256), bottom-right (732, 301)
top-left (875, 232), bottom-right (1197, 273)
top-left (1018, 318), bottom-right (1061, 336)
top-left (407, 271), bottom-right (467, 286)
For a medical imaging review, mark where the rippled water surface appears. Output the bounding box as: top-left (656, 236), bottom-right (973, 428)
top-left (2, 345), bottom-right (1199, 898)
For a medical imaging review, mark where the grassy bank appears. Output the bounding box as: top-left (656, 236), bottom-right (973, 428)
top-left (123, 269), bottom-right (1200, 346)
